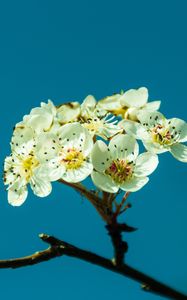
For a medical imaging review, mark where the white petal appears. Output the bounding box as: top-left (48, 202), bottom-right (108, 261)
top-left (109, 134), bottom-right (139, 160)
top-left (170, 143), bottom-right (187, 162)
top-left (126, 100), bottom-right (161, 124)
top-left (81, 95), bottom-right (97, 112)
top-left (31, 115), bottom-right (52, 132)
top-left (41, 100), bottom-right (57, 116)
top-left (22, 100), bottom-right (56, 133)
top-left (91, 171), bottom-right (119, 193)
top-left (12, 126), bottom-right (35, 144)
top-left (8, 185), bottom-right (28, 206)
top-left (134, 153), bottom-right (159, 177)
top-left (120, 120), bottom-right (149, 140)
top-left (80, 128), bottom-right (94, 156)
top-left (124, 107), bottom-right (140, 121)
top-left (143, 141), bottom-right (169, 154)
top-left (97, 94), bottom-right (122, 111)
top-left (4, 172), bottom-right (15, 186)
top-left (144, 101), bottom-right (161, 111)
top-left (99, 122), bottom-right (122, 139)
top-left (91, 140), bottom-right (112, 172)
top-left (37, 162), bottom-right (65, 182)
top-left (48, 166), bottom-right (65, 181)
top-left (30, 175), bottom-right (52, 197)
top-left (120, 176), bottom-right (149, 192)
top-left (4, 155), bottom-right (16, 172)
top-left (36, 133), bottom-right (60, 162)
top-left (58, 123), bottom-right (93, 156)
top-left (167, 118), bottom-right (187, 143)
top-left (57, 102), bottom-right (80, 124)
top-left (4, 160), bottom-right (27, 187)
top-left (58, 122), bottom-right (82, 140)
top-left (23, 111), bottom-right (53, 133)
top-left (120, 87), bottom-right (148, 108)
top-left (11, 127), bottom-right (36, 153)
top-left (138, 111), bottom-right (165, 127)
top-left (62, 162), bottom-right (93, 183)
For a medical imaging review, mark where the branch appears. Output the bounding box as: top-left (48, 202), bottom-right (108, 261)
top-left (0, 233), bottom-right (186, 300)
top-left (106, 222), bottom-right (128, 265)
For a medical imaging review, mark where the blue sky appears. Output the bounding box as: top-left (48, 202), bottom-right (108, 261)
top-left (0, 1), bottom-right (186, 299)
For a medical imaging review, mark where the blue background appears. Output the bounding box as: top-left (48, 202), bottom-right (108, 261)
top-left (0, 1), bottom-right (186, 299)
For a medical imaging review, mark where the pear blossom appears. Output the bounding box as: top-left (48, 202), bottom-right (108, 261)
top-left (36, 122), bottom-right (93, 183)
top-left (91, 134), bottom-right (158, 193)
top-left (4, 127), bottom-right (52, 206)
top-left (79, 95), bottom-right (121, 139)
top-left (17, 100), bottom-right (58, 134)
top-left (121, 111), bottom-right (187, 162)
top-left (98, 87), bottom-right (161, 121)
top-left (4, 90), bottom-right (186, 206)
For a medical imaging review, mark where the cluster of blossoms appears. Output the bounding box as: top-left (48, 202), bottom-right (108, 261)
top-left (4, 87), bottom-right (187, 206)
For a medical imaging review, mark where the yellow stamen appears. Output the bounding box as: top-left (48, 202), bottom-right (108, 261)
top-left (83, 118), bottom-right (103, 133)
top-left (105, 159), bottom-right (133, 184)
top-left (22, 156), bottom-right (39, 182)
top-left (151, 125), bottom-right (172, 145)
top-left (62, 149), bottom-right (84, 170)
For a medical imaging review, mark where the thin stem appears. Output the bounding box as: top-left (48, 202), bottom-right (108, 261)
top-left (114, 192), bottom-right (131, 218)
top-left (0, 233), bottom-right (186, 300)
top-left (119, 203), bottom-right (132, 215)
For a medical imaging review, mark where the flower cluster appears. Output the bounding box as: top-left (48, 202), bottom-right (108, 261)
top-left (4, 88), bottom-right (187, 206)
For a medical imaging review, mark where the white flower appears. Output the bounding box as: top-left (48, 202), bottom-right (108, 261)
top-left (121, 87), bottom-right (161, 121)
top-left (91, 134), bottom-right (158, 193)
top-left (79, 95), bottom-right (121, 139)
top-left (17, 100), bottom-right (57, 134)
top-left (4, 127), bottom-right (52, 206)
top-left (80, 95), bottom-right (106, 118)
top-left (36, 122), bottom-right (93, 183)
top-left (121, 111), bottom-right (187, 162)
top-left (57, 101), bottom-right (81, 124)
top-left (98, 88), bottom-right (161, 121)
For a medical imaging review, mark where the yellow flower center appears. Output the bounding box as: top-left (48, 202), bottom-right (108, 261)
top-left (105, 159), bottom-right (133, 184)
top-left (22, 155), bottom-right (39, 182)
top-left (83, 118), bottom-right (103, 133)
top-left (62, 148), bottom-right (84, 170)
top-left (151, 125), bottom-right (172, 145)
